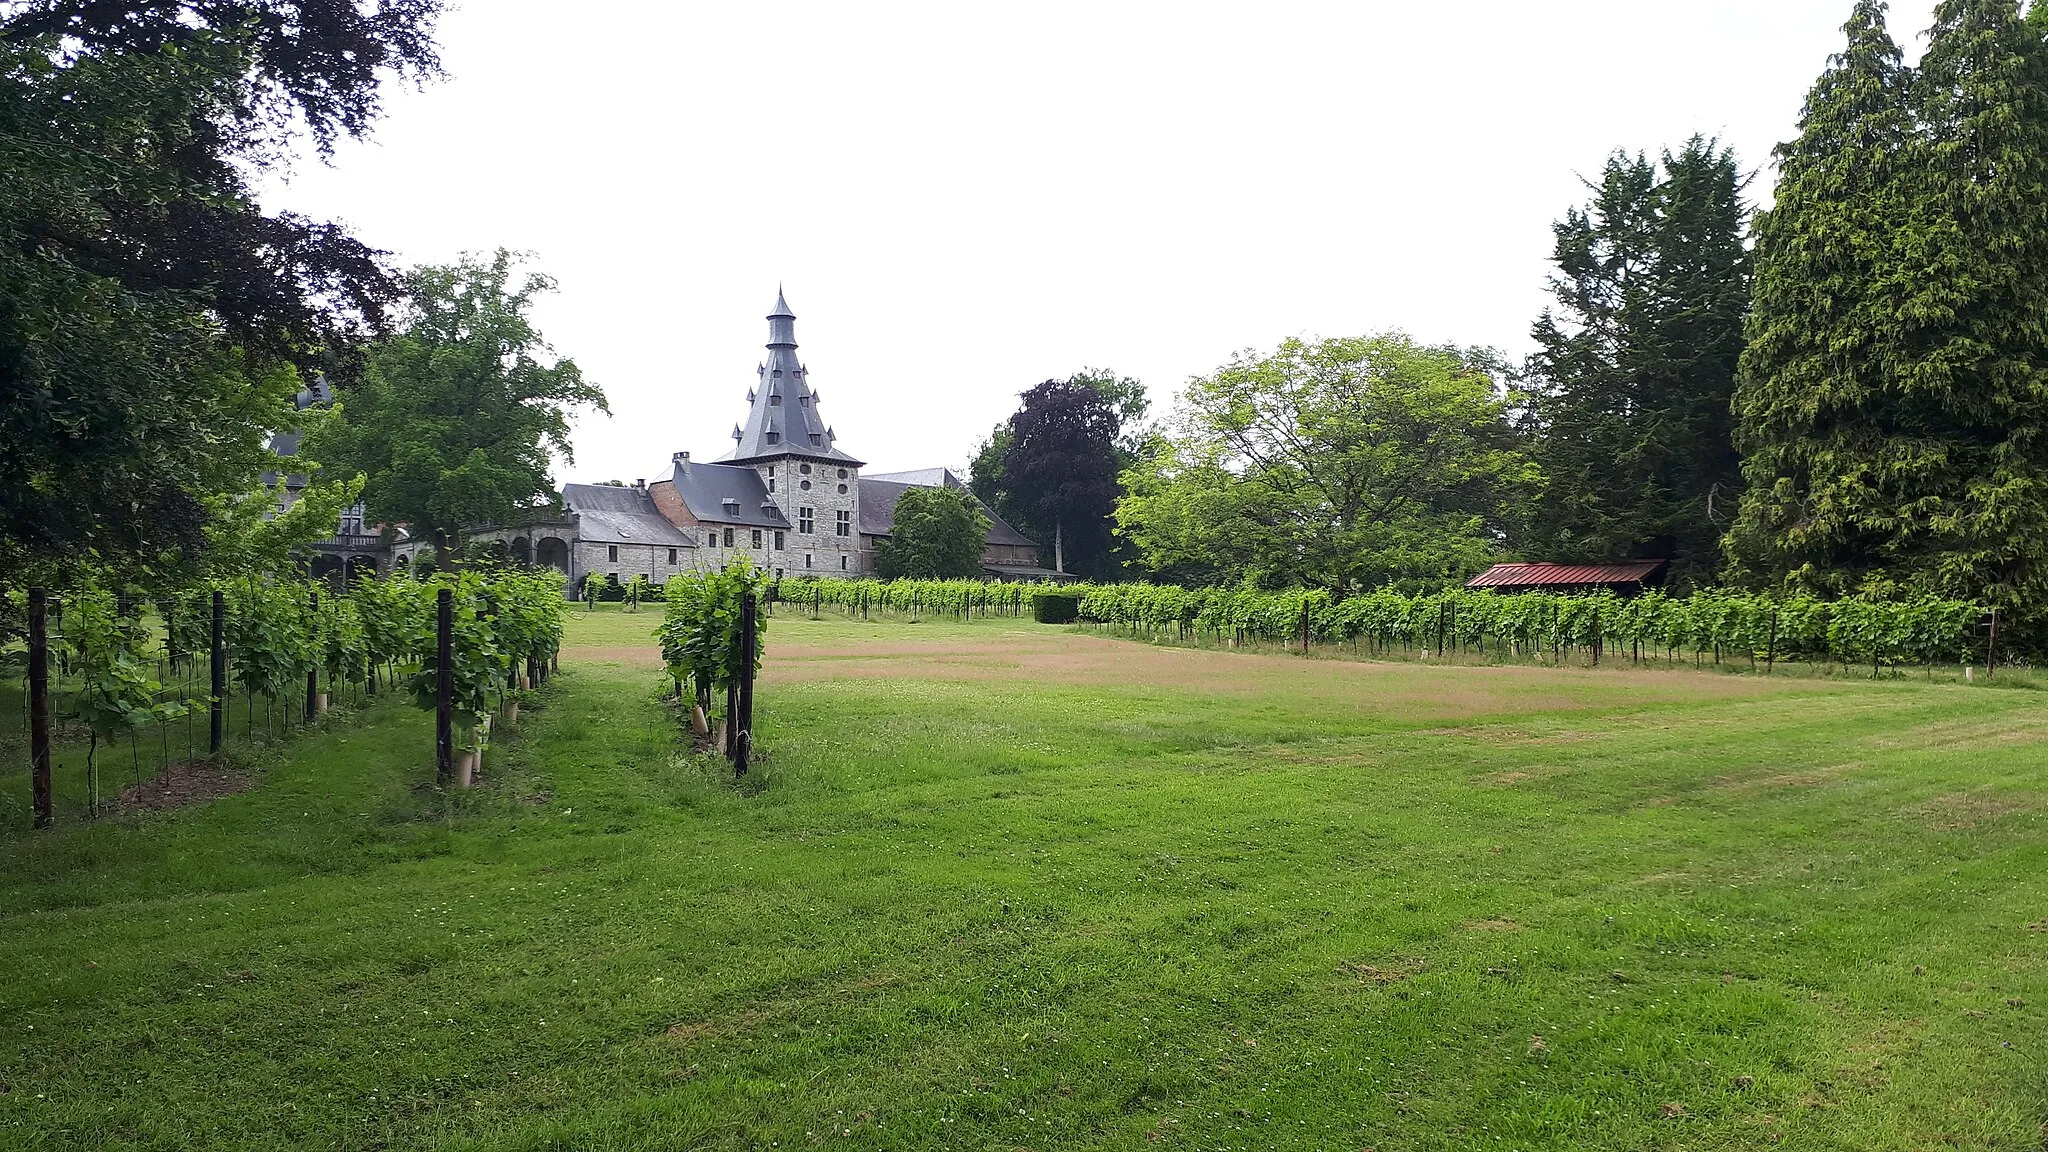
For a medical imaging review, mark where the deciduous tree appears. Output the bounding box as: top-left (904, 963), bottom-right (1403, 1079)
top-left (970, 369), bottom-right (1147, 578)
top-left (303, 251), bottom-right (607, 556)
top-left (0, 0), bottom-right (440, 581)
top-left (874, 486), bottom-right (989, 580)
top-left (1117, 334), bottom-right (1540, 594)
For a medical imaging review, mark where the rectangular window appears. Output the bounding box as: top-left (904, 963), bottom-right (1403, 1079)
top-left (774, 530), bottom-right (785, 549)
top-left (840, 554), bottom-right (848, 571)
top-left (765, 431), bottom-right (780, 444)
top-left (608, 545), bottom-right (618, 562)
top-left (722, 527), bottom-right (734, 547)
top-left (768, 476), bottom-right (775, 492)
top-left (836, 509), bottom-right (851, 537)
top-left (667, 548), bottom-right (677, 564)
top-left (805, 553), bottom-right (812, 569)
top-left (751, 528), bottom-right (763, 548)
top-left (799, 507), bottom-right (815, 534)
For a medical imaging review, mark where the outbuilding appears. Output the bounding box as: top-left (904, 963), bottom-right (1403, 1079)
top-left (1465, 560), bottom-right (1669, 596)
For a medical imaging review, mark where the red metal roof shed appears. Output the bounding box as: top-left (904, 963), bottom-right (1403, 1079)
top-left (1466, 560), bottom-right (1669, 594)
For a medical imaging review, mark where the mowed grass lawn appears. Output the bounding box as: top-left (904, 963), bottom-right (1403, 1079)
top-left (3, 606), bottom-right (2047, 1151)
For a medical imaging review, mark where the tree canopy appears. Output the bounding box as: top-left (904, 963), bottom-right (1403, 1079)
top-left (874, 485), bottom-right (989, 580)
top-left (969, 373), bottom-right (1140, 579)
top-left (1729, 0), bottom-right (2048, 627)
top-left (1523, 137), bottom-right (1752, 587)
top-left (302, 251), bottom-right (606, 551)
top-left (0, 0), bottom-right (441, 582)
top-left (1116, 334), bottom-right (1540, 594)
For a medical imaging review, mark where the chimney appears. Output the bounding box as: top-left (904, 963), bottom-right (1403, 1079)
top-left (633, 478), bottom-right (645, 490)
top-left (672, 451), bottom-right (691, 474)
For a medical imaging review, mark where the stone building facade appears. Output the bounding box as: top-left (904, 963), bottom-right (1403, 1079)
top-left (275, 291), bottom-right (1057, 591)
top-left (451, 290), bottom-right (1060, 596)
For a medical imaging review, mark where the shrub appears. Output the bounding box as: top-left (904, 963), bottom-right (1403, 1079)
top-left (1032, 591), bottom-right (1080, 624)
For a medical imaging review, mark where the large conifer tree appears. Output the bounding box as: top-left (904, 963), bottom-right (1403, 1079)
top-left (1525, 138), bottom-right (1750, 586)
top-left (1730, 0), bottom-right (2048, 620)
top-left (1892, 0), bottom-right (2048, 609)
top-left (1727, 0), bottom-right (1911, 591)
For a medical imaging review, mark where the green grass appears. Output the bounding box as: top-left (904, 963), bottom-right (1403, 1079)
top-left (3, 604), bottom-right (2046, 1150)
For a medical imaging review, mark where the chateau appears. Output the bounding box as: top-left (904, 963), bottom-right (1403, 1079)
top-left (380, 290), bottom-right (1054, 592)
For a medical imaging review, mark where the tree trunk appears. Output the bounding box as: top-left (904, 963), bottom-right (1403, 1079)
top-left (1054, 521), bottom-right (1065, 574)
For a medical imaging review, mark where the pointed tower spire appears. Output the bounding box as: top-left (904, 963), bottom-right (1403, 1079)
top-left (767, 286), bottom-right (797, 349)
top-left (719, 287), bottom-right (863, 466)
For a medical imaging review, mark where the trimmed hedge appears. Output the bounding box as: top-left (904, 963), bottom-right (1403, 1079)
top-left (1031, 591), bottom-right (1080, 624)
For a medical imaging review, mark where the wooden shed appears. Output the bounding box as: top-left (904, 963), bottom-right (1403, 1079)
top-left (1465, 560), bottom-right (1669, 596)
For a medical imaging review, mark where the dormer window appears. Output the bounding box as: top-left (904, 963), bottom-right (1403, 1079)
top-left (770, 394), bottom-right (781, 406)
top-left (765, 431), bottom-right (780, 444)
top-left (773, 369), bottom-right (783, 377)
top-left (809, 434), bottom-right (822, 446)
top-left (799, 396), bottom-right (809, 407)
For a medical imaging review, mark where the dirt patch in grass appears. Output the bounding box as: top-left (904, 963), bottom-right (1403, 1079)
top-left (1905, 790), bottom-right (2033, 830)
top-left (1866, 713), bottom-right (2048, 751)
top-left (1340, 958), bottom-right (1425, 985)
top-left (115, 760), bottom-right (256, 812)
top-left (664, 1008), bottom-right (770, 1044)
top-left (1463, 918), bottom-right (1523, 932)
top-left (758, 629), bottom-right (1810, 730)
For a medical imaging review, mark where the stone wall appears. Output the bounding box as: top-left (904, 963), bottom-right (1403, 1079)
top-left (759, 456), bottom-right (863, 577)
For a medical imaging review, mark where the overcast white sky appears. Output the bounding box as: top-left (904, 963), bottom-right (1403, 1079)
top-left (258, 1), bottom-right (1943, 482)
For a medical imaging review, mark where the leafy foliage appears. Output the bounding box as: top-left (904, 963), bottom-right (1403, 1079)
top-left (874, 486), bottom-right (990, 580)
top-left (1117, 334), bottom-right (1539, 594)
top-left (971, 374), bottom-right (1137, 578)
top-left (1731, 0), bottom-right (2048, 636)
top-left (771, 575), bottom-right (1988, 672)
top-left (62, 586), bottom-right (187, 745)
top-left (0, 1), bottom-right (439, 581)
top-left (303, 251), bottom-right (608, 551)
top-left (1525, 138), bottom-right (1751, 586)
top-left (1064, 582), bottom-right (1986, 671)
top-left (657, 563), bottom-right (768, 706)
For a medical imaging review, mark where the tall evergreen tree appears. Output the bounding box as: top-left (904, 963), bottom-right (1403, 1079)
top-left (1730, 0), bottom-right (2048, 621)
top-left (1728, 0), bottom-right (1912, 592)
top-left (1891, 0), bottom-right (2048, 609)
top-left (1524, 138), bottom-right (1750, 586)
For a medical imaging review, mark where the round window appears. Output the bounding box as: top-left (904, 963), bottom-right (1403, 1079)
top-left (837, 469), bottom-right (848, 479)
top-left (800, 479), bottom-right (812, 491)
top-left (799, 463), bottom-right (812, 475)
top-left (837, 483), bottom-right (848, 494)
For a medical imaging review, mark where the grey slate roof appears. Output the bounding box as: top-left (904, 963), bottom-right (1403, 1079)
top-left (721, 289), bottom-right (864, 466)
top-left (865, 467), bottom-right (959, 487)
top-left (856, 475), bottom-right (1039, 549)
top-left (664, 458), bottom-right (791, 530)
top-left (561, 483), bottom-right (696, 547)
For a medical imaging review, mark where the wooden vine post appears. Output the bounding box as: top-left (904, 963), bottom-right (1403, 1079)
top-left (1987, 608), bottom-right (1999, 678)
top-left (209, 590), bottom-right (226, 755)
top-left (735, 590), bottom-right (758, 778)
top-left (305, 587), bottom-right (320, 722)
top-left (435, 587), bottom-right (454, 786)
top-left (1766, 608), bottom-right (1780, 675)
top-left (28, 588), bottom-right (52, 830)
